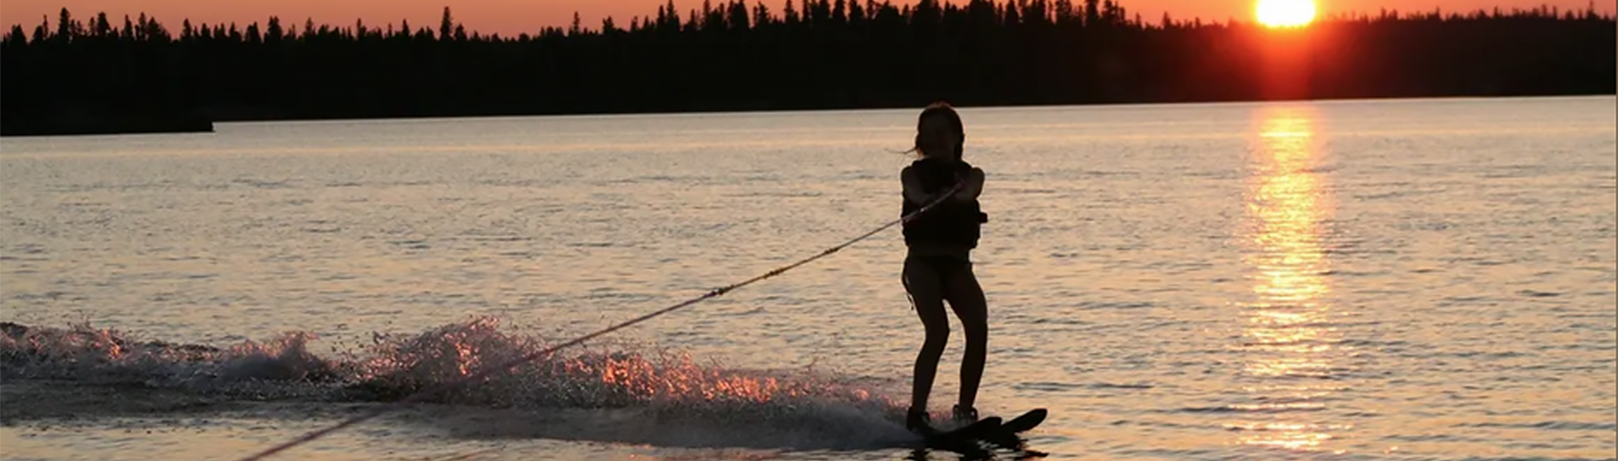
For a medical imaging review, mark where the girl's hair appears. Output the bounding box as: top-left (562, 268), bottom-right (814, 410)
top-left (909, 101), bottom-right (965, 160)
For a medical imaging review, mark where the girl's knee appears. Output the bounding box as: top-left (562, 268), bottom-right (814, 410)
top-left (922, 326), bottom-right (950, 348)
top-left (962, 323), bottom-right (987, 343)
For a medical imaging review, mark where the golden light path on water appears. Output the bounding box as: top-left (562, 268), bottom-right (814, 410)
top-left (1236, 105), bottom-right (1345, 453)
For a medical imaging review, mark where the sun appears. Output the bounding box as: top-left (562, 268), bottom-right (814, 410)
top-left (1256, 0), bottom-right (1317, 28)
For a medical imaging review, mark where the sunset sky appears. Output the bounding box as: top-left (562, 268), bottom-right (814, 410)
top-left (3, 0), bottom-right (1609, 36)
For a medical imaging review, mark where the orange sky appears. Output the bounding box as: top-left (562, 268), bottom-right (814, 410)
top-left (2, 0), bottom-right (1609, 36)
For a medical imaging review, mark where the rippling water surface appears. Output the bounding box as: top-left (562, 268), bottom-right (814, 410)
top-left (2, 96), bottom-right (1614, 461)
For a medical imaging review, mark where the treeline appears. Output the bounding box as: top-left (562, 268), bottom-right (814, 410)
top-left (1, 1), bottom-right (1614, 134)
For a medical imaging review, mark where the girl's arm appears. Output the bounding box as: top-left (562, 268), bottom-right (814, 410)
top-left (903, 166), bottom-right (986, 204)
top-left (954, 167), bottom-right (985, 201)
top-left (901, 166), bottom-right (933, 204)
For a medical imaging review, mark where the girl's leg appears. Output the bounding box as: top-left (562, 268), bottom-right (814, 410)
top-left (903, 256), bottom-right (950, 425)
top-left (943, 262), bottom-right (988, 416)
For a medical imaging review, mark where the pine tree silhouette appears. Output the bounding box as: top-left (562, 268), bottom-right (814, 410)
top-left (0, 1), bottom-right (1612, 136)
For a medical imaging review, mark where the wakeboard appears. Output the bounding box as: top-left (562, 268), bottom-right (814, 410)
top-left (918, 408), bottom-right (1048, 451)
top-left (979, 408), bottom-right (1048, 449)
top-left (915, 416), bottom-right (1002, 452)
top-left (996, 408), bottom-right (1047, 433)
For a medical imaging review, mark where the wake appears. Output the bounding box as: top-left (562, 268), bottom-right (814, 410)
top-left (0, 318), bottom-right (919, 451)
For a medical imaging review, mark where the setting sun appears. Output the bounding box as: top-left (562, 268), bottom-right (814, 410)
top-left (1256, 0), bottom-right (1318, 27)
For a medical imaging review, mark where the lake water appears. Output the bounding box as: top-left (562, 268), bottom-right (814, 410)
top-left (1, 96), bottom-right (1614, 461)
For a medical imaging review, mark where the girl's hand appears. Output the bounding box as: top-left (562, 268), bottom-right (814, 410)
top-left (952, 168), bottom-right (985, 201)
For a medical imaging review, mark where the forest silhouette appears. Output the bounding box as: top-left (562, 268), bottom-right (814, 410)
top-left (2, 0), bottom-right (1614, 135)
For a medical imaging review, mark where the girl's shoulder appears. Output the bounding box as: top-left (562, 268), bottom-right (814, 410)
top-left (900, 164), bottom-right (915, 177)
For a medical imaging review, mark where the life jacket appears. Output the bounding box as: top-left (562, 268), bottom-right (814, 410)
top-left (902, 157), bottom-right (989, 249)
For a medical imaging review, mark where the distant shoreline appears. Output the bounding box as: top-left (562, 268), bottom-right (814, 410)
top-left (0, 110), bottom-right (214, 137)
top-left (202, 91), bottom-right (1614, 120)
top-left (4, 92), bottom-right (1610, 138)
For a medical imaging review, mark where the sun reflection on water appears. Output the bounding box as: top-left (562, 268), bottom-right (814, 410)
top-left (1237, 105), bottom-right (1341, 452)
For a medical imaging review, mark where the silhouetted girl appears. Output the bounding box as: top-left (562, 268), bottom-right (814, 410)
top-left (899, 102), bottom-right (990, 433)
